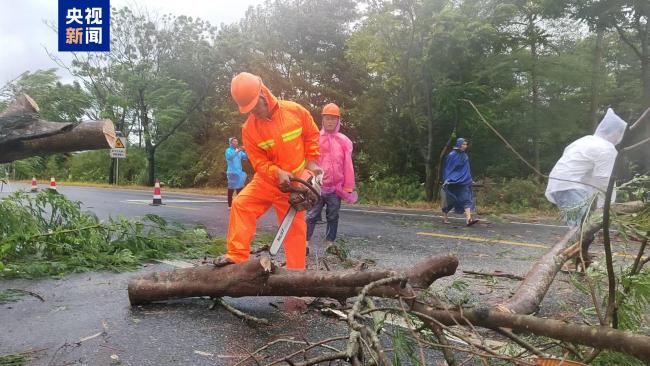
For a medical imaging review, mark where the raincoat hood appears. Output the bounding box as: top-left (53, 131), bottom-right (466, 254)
top-left (454, 138), bottom-right (466, 149)
top-left (320, 117), bottom-right (341, 135)
top-left (259, 83), bottom-right (279, 117)
top-left (594, 108), bottom-right (627, 145)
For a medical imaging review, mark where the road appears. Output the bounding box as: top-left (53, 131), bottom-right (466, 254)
top-left (0, 183), bottom-right (637, 365)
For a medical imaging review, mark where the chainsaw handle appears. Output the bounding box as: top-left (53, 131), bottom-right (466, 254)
top-left (282, 177), bottom-right (321, 198)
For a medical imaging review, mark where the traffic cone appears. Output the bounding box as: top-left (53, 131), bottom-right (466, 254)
top-left (49, 177), bottom-right (57, 191)
top-left (30, 177), bottom-right (38, 192)
top-left (152, 178), bottom-right (162, 205)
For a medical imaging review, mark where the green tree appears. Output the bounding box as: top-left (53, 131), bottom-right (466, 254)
top-left (63, 8), bottom-right (219, 185)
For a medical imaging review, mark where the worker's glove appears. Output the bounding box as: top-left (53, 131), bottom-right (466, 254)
top-left (288, 176), bottom-right (321, 211)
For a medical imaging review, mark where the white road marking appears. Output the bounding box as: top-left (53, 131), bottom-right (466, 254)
top-left (340, 207), bottom-right (567, 228)
top-left (125, 199), bottom-right (225, 203)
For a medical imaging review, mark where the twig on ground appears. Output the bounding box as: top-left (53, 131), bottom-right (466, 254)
top-left (417, 337), bottom-right (536, 366)
top-left (264, 336), bottom-right (350, 366)
top-left (233, 344), bottom-right (262, 366)
top-left (462, 270), bottom-right (524, 281)
top-left (233, 337), bottom-right (347, 366)
top-left (582, 349), bottom-right (602, 364)
top-left (4, 288), bottom-right (45, 302)
top-left (496, 327), bottom-right (544, 357)
top-left (213, 297), bottom-right (269, 325)
top-left (430, 320), bottom-right (458, 366)
top-left (410, 307), bottom-right (530, 365)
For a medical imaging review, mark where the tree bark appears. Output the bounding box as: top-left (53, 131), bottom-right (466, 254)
top-left (108, 158), bottom-right (116, 184)
top-left (497, 201), bottom-right (644, 315)
top-left (128, 255), bottom-right (459, 305)
top-left (0, 94), bottom-right (116, 163)
top-left (642, 29), bottom-right (650, 109)
top-left (411, 304), bottom-right (650, 365)
top-left (529, 14), bottom-right (542, 183)
top-left (146, 148), bottom-right (155, 186)
top-left (590, 25), bottom-right (605, 129)
top-left (496, 226), bottom-right (593, 314)
top-left (424, 72), bottom-right (435, 202)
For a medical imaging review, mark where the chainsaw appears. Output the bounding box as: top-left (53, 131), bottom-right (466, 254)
top-left (269, 174), bottom-right (322, 256)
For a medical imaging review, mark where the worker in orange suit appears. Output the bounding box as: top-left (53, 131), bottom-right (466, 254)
top-left (213, 72), bottom-right (322, 270)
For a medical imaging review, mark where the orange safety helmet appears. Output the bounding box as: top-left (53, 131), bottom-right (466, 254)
top-left (231, 72), bottom-right (263, 113)
top-left (321, 103), bottom-right (340, 117)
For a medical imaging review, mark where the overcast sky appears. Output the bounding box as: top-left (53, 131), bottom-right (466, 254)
top-left (0, 0), bottom-right (265, 85)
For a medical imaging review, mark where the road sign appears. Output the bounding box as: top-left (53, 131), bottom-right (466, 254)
top-left (110, 135), bottom-right (127, 159)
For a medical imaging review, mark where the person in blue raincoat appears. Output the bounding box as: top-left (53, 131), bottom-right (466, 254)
top-left (441, 138), bottom-right (479, 226)
top-left (225, 137), bottom-right (248, 209)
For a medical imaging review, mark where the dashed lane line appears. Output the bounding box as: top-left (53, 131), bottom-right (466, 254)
top-left (417, 231), bottom-right (549, 249)
top-left (341, 207), bottom-right (567, 228)
top-left (416, 231), bottom-right (646, 260)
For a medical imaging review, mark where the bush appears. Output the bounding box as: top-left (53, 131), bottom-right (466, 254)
top-left (475, 177), bottom-right (553, 212)
top-left (357, 176), bottom-right (426, 204)
top-left (356, 175), bottom-right (552, 213)
top-left (66, 150), bottom-right (109, 182)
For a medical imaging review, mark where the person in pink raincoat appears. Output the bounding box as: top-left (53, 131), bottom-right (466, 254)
top-left (306, 103), bottom-right (357, 251)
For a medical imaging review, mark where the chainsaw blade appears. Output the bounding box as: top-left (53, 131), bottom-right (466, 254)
top-left (270, 207), bottom-right (297, 255)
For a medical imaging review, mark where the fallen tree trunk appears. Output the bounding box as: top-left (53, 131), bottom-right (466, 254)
top-left (128, 255), bottom-right (458, 305)
top-left (411, 303), bottom-right (650, 364)
top-left (496, 226), bottom-right (585, 314)
top-left (497, 202), bottom-right (644, 315)
top-left (0, 94), bottom-right (115, 163)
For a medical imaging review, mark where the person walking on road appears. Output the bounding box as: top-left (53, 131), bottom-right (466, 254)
top-left (225, 137), bottom-right (248, 209)
top-left (306, 103), bottom-right (357, 252)
top-left (545, 108), bottom-right (627, 227)
top-left (213, 72), bottom-right (322, 270)
top-left (441, 138), bottom-right (479, 226)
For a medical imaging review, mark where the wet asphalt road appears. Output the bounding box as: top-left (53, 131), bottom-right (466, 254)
top-left (0, 182), bottom-right (638, 365)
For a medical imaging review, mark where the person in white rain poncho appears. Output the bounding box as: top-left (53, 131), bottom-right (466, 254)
top-left (545, 108), bottom-right (628, 226)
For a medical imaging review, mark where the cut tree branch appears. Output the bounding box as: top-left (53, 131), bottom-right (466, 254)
top-left (410, 304), bottom-right (650, 364)
top-left (496, 199), bottom-right (643, 316)
top-left (629, 106), bottom-right (650, 131)
top-left (622, 136), bottom-right (650, 152)
top-left (127, 255), bottom-right (458, 305)
top-left (0, 94), bottom-right (115, 163)
top-left (497, 227), bottom-right (586, 314)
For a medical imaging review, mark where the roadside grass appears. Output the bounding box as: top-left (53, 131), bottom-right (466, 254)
top-left (0, 189), bottom-right (278, 279)
top-left (0, 354), bottom-right (25, 366)
top-left (0, 190), bottom-right (223, 279)
top-left (0, 289), bottom-right (25, 304)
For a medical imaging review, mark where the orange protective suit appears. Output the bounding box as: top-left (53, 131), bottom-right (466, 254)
top-left (226, 77), bottom-right (320, 270)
